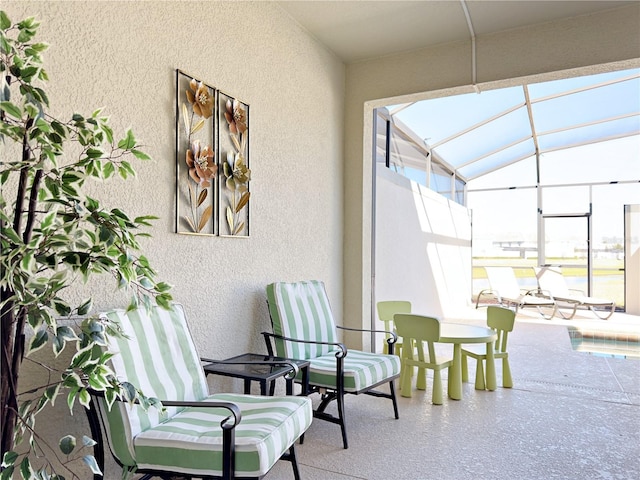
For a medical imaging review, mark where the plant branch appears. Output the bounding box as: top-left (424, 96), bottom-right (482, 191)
top-left (23, 169), bottom-right (44, 244)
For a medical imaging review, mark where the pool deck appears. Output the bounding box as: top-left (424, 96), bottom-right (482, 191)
top-left (266, 310), bottom-right (640, 480)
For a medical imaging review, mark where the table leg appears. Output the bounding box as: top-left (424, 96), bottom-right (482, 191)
top-left (448, 344), bottom-right (462, 400)
top-left (244, 379), bottom-right (252, 394)
top-left (286, 378), bottom-right (293, 396)
top-left (300, 365), bottom-right (309, 396)
top-left (485, 341), bottom-right (497, 391)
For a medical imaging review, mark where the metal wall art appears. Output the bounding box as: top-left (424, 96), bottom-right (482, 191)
top-left (175, 69), bottom-right (250, 237)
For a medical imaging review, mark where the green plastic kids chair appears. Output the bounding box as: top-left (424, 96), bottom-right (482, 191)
top-left (461, 305), bottom-right (516, 389)
top-left (376, 300), bottom-right (412, 355)
top-left (393, 313), bottom-right (454, 405)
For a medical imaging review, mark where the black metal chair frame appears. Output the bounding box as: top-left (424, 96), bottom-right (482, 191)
top-left (262, 325), bottom-right (400, 450)
top-left (84, 358), bottom-right (303, 480)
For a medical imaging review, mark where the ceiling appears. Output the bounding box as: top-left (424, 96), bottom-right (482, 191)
top-left (277, 1), bottom-right (636, 63)
top-left (384, 67), bottom-right (640, 183)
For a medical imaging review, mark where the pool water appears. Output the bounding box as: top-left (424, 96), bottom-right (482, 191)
top-left (568, 328), bottom-right (640, 359)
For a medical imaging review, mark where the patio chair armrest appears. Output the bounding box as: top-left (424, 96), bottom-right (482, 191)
top-left (523, 288), bottom-right (541, 296)
top-left (336, 324), bottom-right (398, 345)
top-left (336, 325), bottom-right (398, 355)
top-left (336, 325), bottom-right (397, 342)
top-left (475, 288), bottom-right (498, 308)
top-left (87, 389), bottom-right (242, 428)
top-left (201, 357), bottom-right (299, 379)
top-left (261, 331), bottom-right (347, 357)
top-left (161, 399), bottom-right (242, 428)
top-left (536, 289), bottom-right (555, 300)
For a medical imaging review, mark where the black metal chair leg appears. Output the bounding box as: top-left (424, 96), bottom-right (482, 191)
top-left (389, 380), bottom-right (400, 419)
top-left (337, 391), bottom-right (348, 449)
top-left (289, 444), bottom-right (301, 480)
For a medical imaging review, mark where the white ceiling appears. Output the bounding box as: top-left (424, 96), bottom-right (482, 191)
top-left (277, 1), bottom-right (636, 63)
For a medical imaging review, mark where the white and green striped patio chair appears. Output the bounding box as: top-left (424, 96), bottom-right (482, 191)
top-left (264, 280), bottom-right (400, 449)
top-left (86, 303), bottom-right (312, 480)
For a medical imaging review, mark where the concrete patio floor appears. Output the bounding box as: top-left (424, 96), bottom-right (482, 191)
top-left (266, 310), bottom-right (640, 480)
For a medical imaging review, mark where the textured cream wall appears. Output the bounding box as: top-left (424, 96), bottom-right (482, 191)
top-left (4, 1), bottom-right (344, 476)
top-left (343, 5), bottom-right (640, 345)
top-left (4, 0), bottom-right (345, 352)
top-left (375, 168), bottom-right (476, 322)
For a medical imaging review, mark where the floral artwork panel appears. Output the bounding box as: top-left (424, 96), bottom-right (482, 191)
top-left (175, 70), bottom-right (217, 235)
top-left (219, 91), bottom-right (250, 237)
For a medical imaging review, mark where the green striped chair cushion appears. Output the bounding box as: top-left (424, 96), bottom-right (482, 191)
top-left (266, 280), bottom-right (339, 359)
top-left (98, 304), bottom-right (313, 476)
top-left (101, 304), bottom-right (208, 464)
top-left (133, 393), bottom-right (312, 477)
top-left (309, 349), bottom-right (401, 392)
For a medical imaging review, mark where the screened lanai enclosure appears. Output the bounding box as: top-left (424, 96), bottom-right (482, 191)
top-left (373, 67), bottom-right (640, 318)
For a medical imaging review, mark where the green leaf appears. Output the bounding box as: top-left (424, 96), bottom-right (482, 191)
top-left (20, 66), bottom-right (38, 82)
top-left (56, 325), bottom-right (78, 341)
top-left (1, 451), bottom-right (18, 468)
top-left (67, 387), bottom-right (79, 411)
top-left (69, 343), bottom-right (95, 369)
top-left (105, 388), bottom-right (117, 410)
top-left (44, 384), bottom-right (61, 406)
top-left (154, 281), bottom-right (172, 293)
top-left (77, 298), bottom-right (92, 315)
top-left (30, 42), bottom-right (49, 53)
top-left (156, 293), bottom-right (173, 310)
top-left (53, 333), bottom-right (65, 357)
top-left (19, 457), bottom-right (33, 479)
top-left (0, 11), bottom-right (11, 30)
top-left (63, 373), bottom-right (83, 389)
top-left (28, 329), bottom-right (48, 354)
top-left (0, 466), bottom-right (13, 480)
top-left (0, 101), bottom-right (22, 119)
top-left (78, 389), bottom-right (91, 408)
top-left (120, 382), bottom-right (137, 403)
top-left (82, 455), bottom-right (102, 475)
top-left (59, 435), bottom-right (76, 455)
top-left (20, 252), bottom-right (34, 272)
top-left (17, 28), bottom-right (35, 43)
top-left (82, 435), bottom-right (97, 447)
top-left (0, 36), bottom-right (10, 59)
top-left (102, 161), bottom-right (115, 178)
top-left (40, 210), bottom-right (56, 230)
top-left (1, 226), bottom-right (22, 244)
top-left (131, 149), bottom-right (150, 160)
top-left (53, 299), bottom-right (71, 316)
top-left (86, 147), bottom-right (103, 158)
top-left (117, 129), bottom-right (136, 150)
top-left (35, 117), bottom-right (51, 132)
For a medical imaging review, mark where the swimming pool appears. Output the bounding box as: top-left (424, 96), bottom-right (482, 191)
top-left (568, 328), bottom-right (640, 359)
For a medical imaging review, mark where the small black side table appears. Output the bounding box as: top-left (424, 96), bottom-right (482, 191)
top-left (203, 353), bottom-right (310, 396)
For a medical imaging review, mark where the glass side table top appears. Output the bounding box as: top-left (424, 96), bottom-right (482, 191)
top-left (203, 353), bottom-right (310, 395)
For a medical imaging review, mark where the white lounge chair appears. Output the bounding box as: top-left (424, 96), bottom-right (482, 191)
top-left (476, 266), bottom-right (557, 320)
top-left (534, 266), bottom-right (615, 320)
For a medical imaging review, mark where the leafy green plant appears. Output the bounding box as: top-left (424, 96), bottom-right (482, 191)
top-left (1, 11), bottom-right (171, 479)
